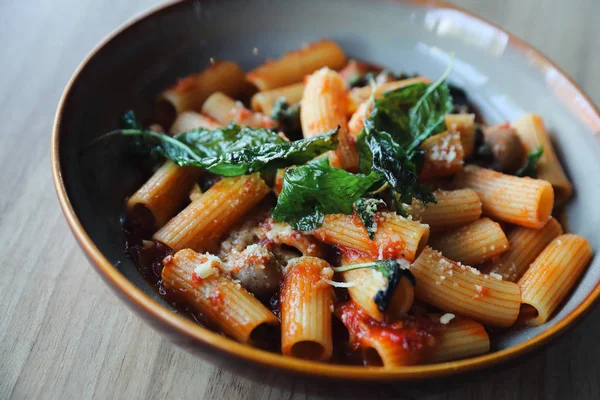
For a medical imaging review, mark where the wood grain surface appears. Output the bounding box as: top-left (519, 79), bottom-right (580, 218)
top-left (1, 0), bottom-right (598, 399)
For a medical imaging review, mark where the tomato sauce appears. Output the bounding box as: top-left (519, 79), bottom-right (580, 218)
top-left (337, 302), bottom-right (441, 366)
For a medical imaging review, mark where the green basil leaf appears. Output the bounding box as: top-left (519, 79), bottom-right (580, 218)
top-left (122, 123), bottom-right (339, 176)
top-left (354, 198), bottom-right (386, 240)
top-left (406, 65), bottom-right (454, 152)
top-left (272, 158), bottom-right (381, 231)
top-left (358, 119), bottom-right (437, 212)
top-left (515, 145), bottom-right (544, 178)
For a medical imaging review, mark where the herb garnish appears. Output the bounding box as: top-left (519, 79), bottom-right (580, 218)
top-left (355, 62), bottom-right (453, 215)
top-left (271, 97), bottom-right (302, 140)
top-left (273, 62), bottom-right (454, 229)
top-left (333, 259), bottom-right (415, 312)
top-left (272, 158), bottom-right (381, 231)
top-left (354, 198), bottom-right (386, 240)
top-left (114, 122), bottom-right (338, 176)
top-left (516, 145), bottom-right (544, 178)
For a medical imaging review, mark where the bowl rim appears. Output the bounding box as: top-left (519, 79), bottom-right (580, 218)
top-left (51, 0), bottom-right (600, 381)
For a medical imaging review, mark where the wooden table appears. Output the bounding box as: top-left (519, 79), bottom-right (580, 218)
top-left (1, 0), bottom-right (598, 398)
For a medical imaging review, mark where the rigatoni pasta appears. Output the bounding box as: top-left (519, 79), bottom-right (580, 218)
top-left (312, 212), bottom-right (430, 262)
top-left (162, 249), bottom-right (278, 344)
top-left (483, 217), bottom-right (563, 281)
top-left (348, 76), bottom-right (431, 107)
top-left (202, 92), bottom-right (275, 128)
top-left (411, 247), bottom-right (521, 327)
top-left (511, 114), bottom-right (573, 204)
top-left (419, 131), bottom-right (465, 179)
top-left (115, 39), bottom-right (592, 366)
top-left (518, 234), bottom-right (592, 326)
top-left (428, 317), bottom-right (490, 363)
top-left (301, 67), bottom-right (358, 170)
top-left (454, 165), bottom-right (554, 228)
top-left (281, 257), bottom-right (334, 361)
top-left (444, 113), bottom-right (476, 158)
top-left (169, 111), bottom-right (221, 135)
top-left (158, 61), bottom-right (249, 116)
top-left (153, 174), bottom-right (270, 252)
top-left (407, 189), bottom-right (482, 232)
top-left (339, 255), bottom-right (414, 322)
top-left (429, 218), bottom-right (509, 266)
top-left (250, 82), bottom-right (305, 114)
top-left (126, 161), bottom-right (201, 227)
top-left (247, 39), bottom-right (346, 91)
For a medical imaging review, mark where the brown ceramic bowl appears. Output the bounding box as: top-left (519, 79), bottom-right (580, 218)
top-left (52, 0), bottom-right (600, 386)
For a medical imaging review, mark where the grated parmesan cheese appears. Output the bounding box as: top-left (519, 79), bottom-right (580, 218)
top-left (469, 267), bottom-right (481, 275)
top-left (194, 253), bottom-right (221, 279)
top-left (440, 313), bottom-right (455, 324)
top-left (265, 223), bottom-right (295, 240)
top-left (398, 258), bottom-right (411, 270)
top-left (489, 272), bottom-right (503, 280)
top-left (323, 278), bottom-right (355, 288)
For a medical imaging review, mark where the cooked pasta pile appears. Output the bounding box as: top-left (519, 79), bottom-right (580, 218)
top-left (119, 39), bottom-right (592, 367)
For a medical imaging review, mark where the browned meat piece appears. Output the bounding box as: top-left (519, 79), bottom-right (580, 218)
top-left (222, 244), bottom-right (282, 297)
top-left (483, 124), bottom-right (525, 173)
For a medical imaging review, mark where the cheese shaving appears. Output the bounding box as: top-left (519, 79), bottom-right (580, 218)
top-left (193, 253), bottom-right (221, 279)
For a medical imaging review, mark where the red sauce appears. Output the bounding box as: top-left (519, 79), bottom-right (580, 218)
top-left (378, 239), bottom-right (406, 259)
top-left (337, 302), bottom-right (440, 366)
top-left (337, 245), bottom-right (374, 262)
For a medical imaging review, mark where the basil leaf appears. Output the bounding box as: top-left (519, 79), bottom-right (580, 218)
top-left (272, 158), bottom-right (381, 231)
top-left (358, 119), bottom-right (437, 213)
top-left (368, 82), bottom-right (430, 147)
top-left (122, 123), bottom-right (339, 176)
top-left (516, 145), bottom-right (544, 178)
top-left (354, 198), bottom-right (386, 240)
top-left (366, 63), bottom-right (453, 152)
top-left (406, 65), bottom-right (454, 152)
top-left (355, 63), bottom-right (453, 214)
top-left (271, 97), bottom-right (302, 140)
top-left (333, 259), bottom-right (416, 312)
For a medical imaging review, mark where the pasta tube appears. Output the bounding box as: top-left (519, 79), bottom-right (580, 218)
top-left (444, 113), bottom-right (476, 157)
top-left (411, 247), bottom-right (521, 327)
top-left (153, 174), bottom-right (270, 252)
top-left (339, 255), bottom-right (414, 321)
top-left (301, 67), bottom-right (358, 170)
top-left (161, 249), bottom-right (278, 344)
top-left (518, 234), bottom-right (592, 326)
top-left (407, 189), bottom-right (482, 232)
top-left (169, 111), bottom-right (221, 135)
top-left (250, 82), bottom-right (305, 114)
top-left (126, 161), bottom-right (201, 228)
top-left (158, 61), bottom-right (249, 115)
top-left (428, 317), bottom-right (490, 363)
top-left (348, 77), bottom-right (431, 107)
top-left (430, 218), bottom-right (509, 265)
top-left (336, 302), bottom-right (438, 367)
top-left (313, 212), bottom-right (430, 262)
top-left (419, 131), bottom-right (465, 179)
top-left (247, 39), bottom-right (346, 91)
top-left (281, 257), bottom-right (334, 361)
top-left (484, 218), bottom-right (563, 281)
top-left (454, 165), bottom-right (554, 228)
top-left (201, 92), bottom-right (275, 128)
top-left (511, 114), bottom-right (573, 204)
